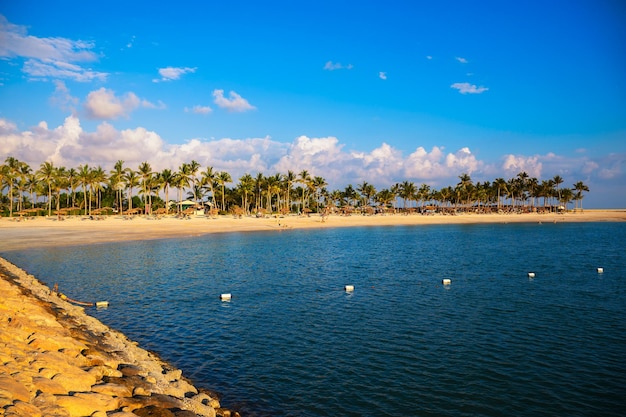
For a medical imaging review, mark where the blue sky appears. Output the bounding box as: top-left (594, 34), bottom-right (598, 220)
top-left (1, 0), bottom-right (625, 207)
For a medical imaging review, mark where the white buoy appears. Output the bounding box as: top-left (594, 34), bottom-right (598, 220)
top-left (442, 279), bottom-right (451, 285)
top-left (597, 267), bottom-right (604, 273)
top-left (95, 301), bottom-right (109, 308)
top-left (528, 272), bottom-right (535, 278)
top-left (344, 285), bottom-right (354, 292)
top-left (220, 293), bottom-right (232, 301)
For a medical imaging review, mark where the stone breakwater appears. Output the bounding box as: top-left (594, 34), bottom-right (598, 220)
top-left (0, 257), bottom-right (239, 417)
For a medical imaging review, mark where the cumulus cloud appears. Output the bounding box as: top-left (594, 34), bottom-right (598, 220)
top-left (323, 61), bottom-right (353, 71)
top-left (212, 89), bottom-right (256, 112)
top-left (502, 154), bottom-right (543, 178)
top-left (84, 88), bottom-right (159, 120)
top-left (153, 66), bottom-right (197, 82)
top-left (455, 57), bottom-right (468, 64)
top-left (1, 115), bottom-right (621, 204)
top-left (450, 82), bottom-right (489, 94)
top-left (0, 15), bottom-right (107, 82)
top-left (379, 72), bottom-right (387, 80)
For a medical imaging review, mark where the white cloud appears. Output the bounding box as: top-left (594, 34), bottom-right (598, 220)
top-left (456, 57), bottom-right (468, 64)
top-left (0, 15), bottom-right (107, 82)
top-left (426, 55), bottom-right (433, 60)
top-left (84, 88), bottom-right (158, 120)
top-left (212, 89), bottom-right (256, 112)
top-left (153, 66), bottom-right (197, 82)
top-left (1, 115), bottom-right (622, 206)
top-left (185, 105), bottom-right (213, 115)
top-left (451, 82), bottom-right (489, 94)
top-left (379, 71), bottom-right (387, 80)
top-left (502, 154), bottom-right (542, 178)
top-left (323, 61), bottom-right (353, 71)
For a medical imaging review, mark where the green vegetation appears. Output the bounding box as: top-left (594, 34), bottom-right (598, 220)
top-left (0, 157), bottom-right (589, 217)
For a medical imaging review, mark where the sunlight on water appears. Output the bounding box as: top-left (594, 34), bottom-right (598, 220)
top-left (3, 223), bottom-right (626, 416)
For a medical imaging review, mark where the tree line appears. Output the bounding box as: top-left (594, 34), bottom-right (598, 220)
top-left (0, 156), bottom-right (590, 217)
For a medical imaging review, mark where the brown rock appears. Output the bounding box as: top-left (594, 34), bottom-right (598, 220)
top-left (55, 392), bottom-right (120, 416)
top-left (133, 405), bottom-right (176, 417)
top-left (0, 373), bottom-right (32, 402)
top-left (51, 368), bottom-right (97, 392)
top-left (91, 382), bottom-right (133, 397)
top-left (164, 378), bottom-right (198, 399)
top-left (4, 400), bottom-right (43, 417)
top-left (87, 364), bottom-right (124, 379)
top-left (31, 375), bottom-right (68, 394)
top-left (118, 393), bottom-right (185, 412)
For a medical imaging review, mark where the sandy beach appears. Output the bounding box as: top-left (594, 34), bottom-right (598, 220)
top-left (1, 210), bottom-right (625, 252)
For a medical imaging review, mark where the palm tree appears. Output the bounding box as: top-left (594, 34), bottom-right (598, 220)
top-left (37, 161), bottom-right (56, 216)
top-left (52, 166), bottom-right (68, 216)
top-left (158, 169), bottom-right (175, 213)
top-left (282, 170), bottom-right (296, 213)
top-left (110, 161), bottom-right (128, 214)
top-left (216, 171), bottom-right (232, 211)
top-left (237, 173), bottom-right (254, 214)
top-left (375, 188), bottom-right (395, 211)
top-left (90, 166), bottom-right (107, 210)
top-left (357, 181), bottom-right (376, 208)
top-left (137, 161), bottom-right (153, 213)
top-left (573, 181), bottom-right (590, 211)
top-left (3, 157), bottom-right (23, 216)
top-left (456, 173), bottom-right (473, 208)
top-left (124, 169), bottom-right (140, 213)
top-left (312, 176), bottom-right (328, 211)
top-left (553, 175), bottom-right (564, 206)
top-left (298, 170), bottom-right (312, 212)
top-left (188, 160), bottom-right (201, 204)
top-left (200, 166), bottom-right (217, 210)
top-left (399, 181), bottom-right (416, 209)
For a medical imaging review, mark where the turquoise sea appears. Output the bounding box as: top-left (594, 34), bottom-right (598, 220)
top-left (2, 222), bottom-right (625, 416)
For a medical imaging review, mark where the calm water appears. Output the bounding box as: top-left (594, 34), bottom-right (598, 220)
top-left (3, 222), bottom-right (626, 416)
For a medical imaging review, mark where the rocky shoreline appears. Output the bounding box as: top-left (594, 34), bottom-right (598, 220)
top-left (0, 256), bottom-right (239, 417)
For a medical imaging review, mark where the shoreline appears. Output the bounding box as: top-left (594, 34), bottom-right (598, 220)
top-left (1, 209), bottom-right (625, 252)
top-left (0, 256), bottom-right (233, 416)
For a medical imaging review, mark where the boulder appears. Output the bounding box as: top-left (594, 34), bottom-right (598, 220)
top-left (51, 368), bottom-right (97, 392)
top-left (3, 400), bottom-right (43, 417)
top-left (31, 375), bottom-right (68, 394)
top-left (91, 382), bottom-right (133, 397)
top-left (55, 392), bottom-right (120, 416)
top-left (0, 373), bottom-right (32, 402)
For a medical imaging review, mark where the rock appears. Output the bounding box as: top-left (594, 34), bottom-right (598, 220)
top-left (51, 368), bottom-right (97, 392)
top-left (0, 373), bottom-right (32, 402)
top-left (163, 369), bottom-right (182, 381)
top-left (118, 393), bottom-right (185, 412)
top-left (91, 382), bottom-right (133, 397)
top-left (133, 405), bottom-right (176, 417)
top-left (31, 376), bottom-right (68, 394)
top-left (87, 364), bottom-right (124, 379)
top-left (4, 400), bottom-right (43, 417)
top-left (109, 412), bottom-right (141, 417)
top-left (119, 363), bottom-right (144, 377)
top-left (182, 397), bottom-right (217, 417)
top-left (164, 378), bottom-right (198, 399)
top-left (55, 392), bottom-right (120, 416)
top-left (134, 386), bottom-right (152, 396)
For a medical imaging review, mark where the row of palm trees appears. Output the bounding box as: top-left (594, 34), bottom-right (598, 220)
top-left (0, 156), bottom-right (590, 217)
